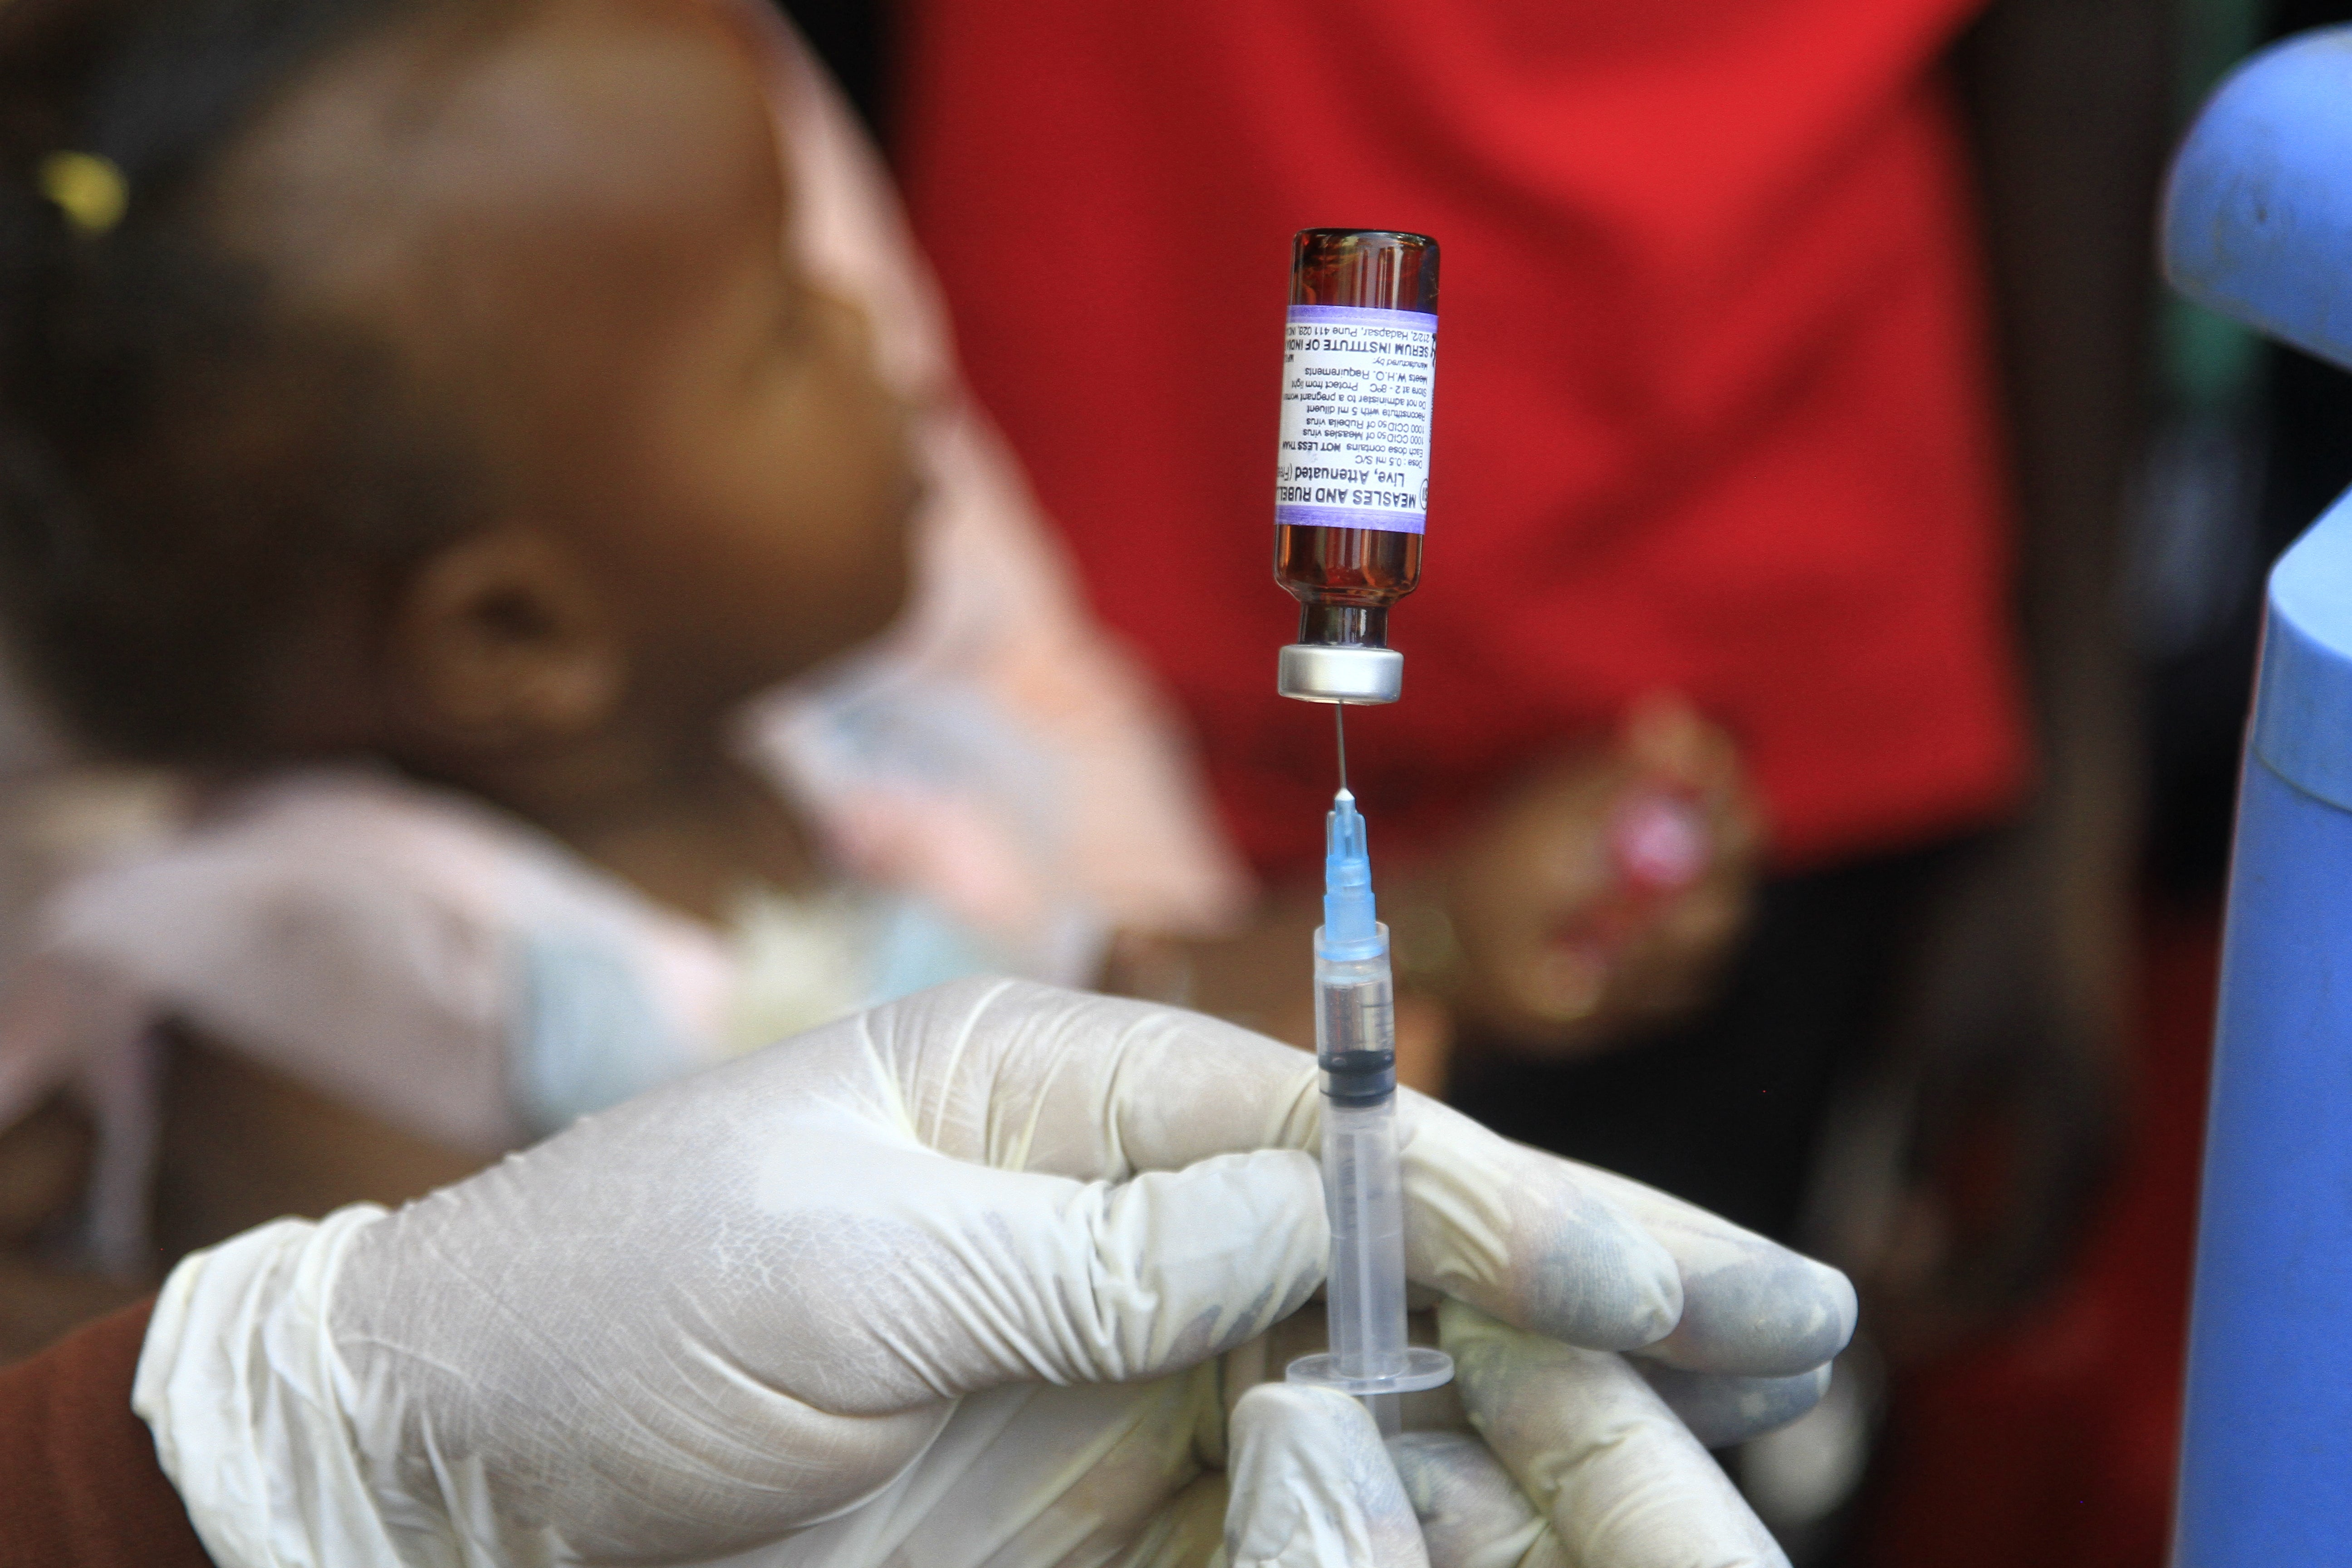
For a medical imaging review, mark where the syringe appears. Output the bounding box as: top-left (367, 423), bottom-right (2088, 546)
top-left (1284, 780), bottom-right (1454, 1436)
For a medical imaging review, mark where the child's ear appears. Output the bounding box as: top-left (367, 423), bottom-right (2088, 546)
top-left (386, 529), bottom-right (625, 747)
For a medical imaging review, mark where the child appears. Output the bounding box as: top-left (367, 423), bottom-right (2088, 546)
top-left (0, 0), bottom-right (1251, 1352)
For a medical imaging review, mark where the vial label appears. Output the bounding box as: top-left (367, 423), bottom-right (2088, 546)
top-left (1274, 305), bottom-right (1437, 535)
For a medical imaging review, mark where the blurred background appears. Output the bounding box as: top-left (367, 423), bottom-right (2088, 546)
top-left (0, 0), bottom-right (2347, 1563)
top-left (769, 0), bottom-right (2352, 1561)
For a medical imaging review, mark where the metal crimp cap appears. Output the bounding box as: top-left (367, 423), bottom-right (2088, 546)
top-left (1278, 644), bottom-right (1403, 705)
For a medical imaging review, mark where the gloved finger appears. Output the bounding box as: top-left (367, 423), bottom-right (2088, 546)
top-left (858, 977), bottom-right (1323, 1173)
top-left (379, 1065), bottom-right (1332, 1416)
top-left (1388, 1431), bottom-right (1551, 1568)
top-left (1563, 1162), bottom-right (1855, 1376)
top-left (865, 980), bottom-right (1686, 1354)
top-left (849, 982), bottom-right (1845, 1370)
top-left (1444, 1301), bottom-right (1789, 1568)
top-left (859, 1144), bottom-right (1331, 1395)
top-left (1398, 1095), bottom-right (1851, 1367)
top-left (1634, 1362), bottom-right (1831, 1450)
top-left (1230, 1353), bottom-right (1795, 1562)
top-left (924, 981), bottom-right (1838, 1368)
top-left (1221, 1383), bottom-right (1428, 1568)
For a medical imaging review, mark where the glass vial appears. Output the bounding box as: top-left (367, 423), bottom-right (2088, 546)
top-left (1272, 228), bottom-right (1439, 705)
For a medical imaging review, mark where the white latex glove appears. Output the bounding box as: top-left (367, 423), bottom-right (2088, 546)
top-left (133, 978), bottom-right (1852, 1568)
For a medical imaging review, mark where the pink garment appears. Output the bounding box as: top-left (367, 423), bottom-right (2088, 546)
top-left (0, 15), bottom-right (1247, 1274)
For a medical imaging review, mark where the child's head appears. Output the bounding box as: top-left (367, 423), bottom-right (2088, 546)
top-left (0, 0), bottom-right (913, 776)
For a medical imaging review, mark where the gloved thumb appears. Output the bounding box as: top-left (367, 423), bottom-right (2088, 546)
top-left (1220, 1384), bottom-right (1429, 1568)
top-left (1387, 1433), bottom-right (1547, 1568)
top-left (1444, 1300), bottom-right (1788, 1568)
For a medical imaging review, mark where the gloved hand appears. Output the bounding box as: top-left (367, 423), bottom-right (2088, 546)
top-left (132, 979), bottom-right (1852, 1568)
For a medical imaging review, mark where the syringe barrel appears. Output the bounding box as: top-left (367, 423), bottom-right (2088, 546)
top-left (1289, 906), bottom-right (1451, 1406)
top-left (1321, 1096), bottom-right (1411, 1382)
top-left (1314, 936), bottom-right (1407, 1381)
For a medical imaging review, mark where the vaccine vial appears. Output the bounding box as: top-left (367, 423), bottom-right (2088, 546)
top-left (1273, 228), bottom-right (1439, 705)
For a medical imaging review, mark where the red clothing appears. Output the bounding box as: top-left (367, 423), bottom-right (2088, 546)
top-left (902, 0), bottom-right (2028, 876)
top-left (0, 1301), bottom-right (211, 1567)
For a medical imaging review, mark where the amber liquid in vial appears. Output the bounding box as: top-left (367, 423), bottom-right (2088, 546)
top-left (1273, 229), bottom-right (1438, 649)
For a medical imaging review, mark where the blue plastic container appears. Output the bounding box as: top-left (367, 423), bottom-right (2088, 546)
top-left (2162, 27), bottom-right (2352, 1563)
top-left (2177, 490), bottom-right (2352, 1564)
top-left (2165, 28), bottom-right (2352, 373)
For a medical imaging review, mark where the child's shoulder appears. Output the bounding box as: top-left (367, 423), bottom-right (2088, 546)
top-left (55, 764), bottom-right (724, 991)
top-left (34, 764), bottom-right (734, 1149)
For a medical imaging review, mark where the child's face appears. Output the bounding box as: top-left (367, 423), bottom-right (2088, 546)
top-left (230, 0), bottom-right (916, 720)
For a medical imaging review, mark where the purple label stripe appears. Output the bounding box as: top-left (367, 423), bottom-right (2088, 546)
top-left (1276, 503), bottom-right (1426, 535)
top-left (1287, 305), bottom-right (1439, 333)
